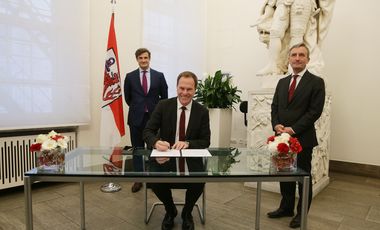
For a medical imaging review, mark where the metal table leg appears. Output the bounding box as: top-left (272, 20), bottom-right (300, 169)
top-left (300, 176), bottom-right (310, 230)
top-left (255, 181), bottom-right (262, 230)
top-left (80, 181), bottom-right (85, 230)
top-left (24, 176), bottom-right (33, 230)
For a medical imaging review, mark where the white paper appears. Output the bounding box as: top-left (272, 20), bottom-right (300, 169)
top-left (181, 149), bottom-right (212, 157)
top-left (150, 149), bottom-right (181, 157)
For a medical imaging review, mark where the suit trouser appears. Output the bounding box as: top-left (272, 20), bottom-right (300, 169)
top-left (129, 112), bottom-right (150, 172)
top-left (150, 182), bottom-right (205, 215)
top-left (279, 147), bottom-right (313, 214)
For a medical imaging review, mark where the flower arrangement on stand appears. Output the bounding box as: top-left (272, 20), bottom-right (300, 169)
top-left (30, 130), bottom-right (69, 172)
top-left (267, 133), bottom-right (302, 172)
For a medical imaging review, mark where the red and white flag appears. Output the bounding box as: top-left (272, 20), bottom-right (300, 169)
top-left (100, 13), bottom-right (125, 146)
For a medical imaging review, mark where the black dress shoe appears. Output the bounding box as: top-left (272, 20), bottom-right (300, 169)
top-left (289, 214), bottom-right (301, 228)
top-left (182, 213), bottom-right (194, 230)
top-left (267, 208), bottom-right (294, 218)
top-left (162, 208), bottom-right (178, 230)
top-left (131, 182), bottom-right (142, 193)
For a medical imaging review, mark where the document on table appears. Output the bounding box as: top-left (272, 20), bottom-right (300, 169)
top-left (181, 149), bottom-right (212, 157)
top-left (150, 149), bottom-right (211, 157)
top-left (150, 149), bottom-right (181, 157)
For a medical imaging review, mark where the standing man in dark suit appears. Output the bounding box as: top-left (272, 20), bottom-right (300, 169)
top-left (124, 48), bottom-right (168, 193)
top-left (267, 43), bottom-right (325, 228)
top-left (143, 71), bottom-right (210, 230)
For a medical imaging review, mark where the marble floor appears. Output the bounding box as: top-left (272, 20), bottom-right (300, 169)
top-left (0, 172), bottom-right (379, 230)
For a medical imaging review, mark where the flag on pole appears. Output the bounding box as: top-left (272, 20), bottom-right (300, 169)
top-left (100, 13), bottom-right (125, 146)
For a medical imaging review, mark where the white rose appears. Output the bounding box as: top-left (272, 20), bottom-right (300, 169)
top-left (267, 141), bottom-right (278, 153)
top-left (41, 139), bottom-right (58, 151)
top-left (48, 130), bottom-right (58, 138)
top-left (36, 134), bottom-right (48, 143)
top-left (57, 138), bottom-right (68, 149)
top-left (278, 133), bottom-right (290, 143)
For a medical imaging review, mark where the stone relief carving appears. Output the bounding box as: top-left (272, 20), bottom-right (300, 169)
top-left (247, 94), bottom-right (273, 150)
top-left (312, 93), bottom-right (331, 183)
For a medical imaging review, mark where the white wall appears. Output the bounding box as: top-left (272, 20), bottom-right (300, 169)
top-left (82, 0), bottom-right (380, 166)
top-left (205, 0), bottom-right (264, 147)
top-left (78, 0), bottom-right (142, 147)
top-left (323, 0), bottom-right (380, 165)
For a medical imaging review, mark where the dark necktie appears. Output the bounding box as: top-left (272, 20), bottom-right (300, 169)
top-left (142, 70), bottom-right (148, 95)
top-left (288, 75), bottom-right (299, 102)
top-left (142, 71), bottom-right (148, 112)
top-left (179, 106), bottom-right (186, 174)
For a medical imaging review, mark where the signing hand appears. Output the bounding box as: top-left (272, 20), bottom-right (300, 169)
top-left (154, 140), bottom-right (171, 151)
top-left (172, 141), bottom-right (189, 150)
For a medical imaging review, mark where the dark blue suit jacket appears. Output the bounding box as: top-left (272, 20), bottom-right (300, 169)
top-left (124, 68), bottom-right (168, 126)
top-left (271, 70), bottom-right (325, 148)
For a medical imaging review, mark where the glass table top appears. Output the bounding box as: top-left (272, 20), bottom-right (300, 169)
top-left (25, 147), bottom-right (308, 177)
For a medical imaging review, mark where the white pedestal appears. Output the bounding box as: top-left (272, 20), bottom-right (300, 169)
top-left (209, 108), bottom-right (232, 147)
top-left (245, 89), bottom-right (332, 196)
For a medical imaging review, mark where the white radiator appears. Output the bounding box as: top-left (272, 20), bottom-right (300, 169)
top-left (0, 131), bottom-right (76, 190)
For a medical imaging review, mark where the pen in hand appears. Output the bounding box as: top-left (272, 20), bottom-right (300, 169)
top-left (155, 140), bottom-right (171, 151)
top-left (154, 140), bottom-right (171, 165)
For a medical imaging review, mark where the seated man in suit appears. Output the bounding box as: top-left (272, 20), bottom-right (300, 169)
top-left (143, 71), bottom-right (210, 230)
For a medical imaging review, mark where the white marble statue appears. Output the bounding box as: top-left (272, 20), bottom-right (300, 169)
top-left (254, 0), bottom-right (335, 77)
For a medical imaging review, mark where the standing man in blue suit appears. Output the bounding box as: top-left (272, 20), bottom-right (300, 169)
top-left (124, 48), bottom-right (168, 193)
top-left (267, 43), bottom-right (325, 228)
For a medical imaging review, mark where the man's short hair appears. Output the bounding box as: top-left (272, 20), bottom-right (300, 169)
top-left (177, 71), bottom-right (198, 89)
top-left (289, 43), bottom-right (310, 59)
top-left (135, 48), bottom-right (151, 58)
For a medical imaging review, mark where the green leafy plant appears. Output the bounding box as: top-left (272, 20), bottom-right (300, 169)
top-left (195, 70), bottom-right (242, 109)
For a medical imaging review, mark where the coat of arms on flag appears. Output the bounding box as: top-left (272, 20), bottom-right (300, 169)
top-left (103, 49), bottom-right (122, 105)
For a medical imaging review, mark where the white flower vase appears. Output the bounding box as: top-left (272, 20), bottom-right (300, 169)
top-left (36, 149), bottom-right (65, 172)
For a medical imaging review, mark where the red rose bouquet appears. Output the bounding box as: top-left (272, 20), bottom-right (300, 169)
top-left (267, 133), bottom-right (302, 171)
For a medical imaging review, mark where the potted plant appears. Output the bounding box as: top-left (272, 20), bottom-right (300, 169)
top-left (196, 70), bottom-right (241, 109)
top-left (195, 70), bottom-right (242, 147)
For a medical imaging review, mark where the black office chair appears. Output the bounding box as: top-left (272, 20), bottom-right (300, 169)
top-left (142, 150), bottom-right (207, 225)
top-left (144, 183), bottom-right (206, 224)
top-left (239, 101), bottom-right (248, 126)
